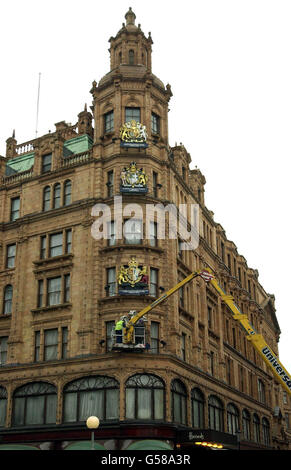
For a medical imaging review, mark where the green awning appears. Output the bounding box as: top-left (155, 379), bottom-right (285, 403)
top-left (126, 440), bottom-right (173, 450)
top-left (0, 444), bottom-right (39, 450)
top-left (64, 441), bottom-right (106, 450)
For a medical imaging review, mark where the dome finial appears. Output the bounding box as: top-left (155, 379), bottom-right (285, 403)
top-left (125, 7), bottom-right (136, 25)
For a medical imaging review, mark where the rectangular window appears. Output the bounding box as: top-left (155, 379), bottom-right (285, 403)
top-left (64, 274), bottom-right (70, 303)
top-left (47, 277), bottom-right (61, 306)
top-left (226, 357), bottom-right (232, 385)
top-left (65, 229), bottom-right (72, 254)
top-left (210, 351), bottom-right (215, 376)
top-left (106, 268), bottom-right (116, 297)
top-left (238, 267), bottom-right (241, 282)
top-left (227, 254), bottom-right (231, 272)
top-left (181, 333), bottom-right (186, 361)
top-left (124, 219), bottom-right (142, 245)
top-left (125, 107), bottom-right (140, 123)
top-left (10, 197), bottom-right (20, 221)
top-left (6, 244), bottom-right (16, 268)
top-left (107, 221), bottom-right (116, 246)
top-left (153, 171), bottom-right (158, 197)
top-left (258, 379), bottom-right (266, 403)
top-left (34, 331), bottom-right (40, 362)
top-left (44, 329), bottom-right (58, 361)
top-left (221, 241), bottom-right (225, 262)
top-left (107, 170), bottom-right (114, 197)
top-left (104, 110), bottom-right (114, 133)
top-left (150, 268), bottom-right (158, 297)
top-left (42, 153), bottom-right (52, 173)
top-left (106, 321), bottom-right (115, 352)
top-left (40, 236), bottom-right (46, 259)
top-left (208, 306), bottom-right (212, 329)
top-left (179, 285), bottom-right (184, 307)
top-left (0, 337), bottom-right (8, 365)
top-left (150, 322), bottom-right (159, 354)
top-left (151, 112), bottom-right (160, 134)
top-left (37, 280), bottom-right (44, 308)
top-left (61, 327), bottom-right (68, 359)
top-left (49, 232), bottom-right (63, 258)
top-left (232, 327), bottom-right (236, 348)
top-left (240, 366), bottom-right (245, 392)
top-left (149, 221), bottom-right (157, 247)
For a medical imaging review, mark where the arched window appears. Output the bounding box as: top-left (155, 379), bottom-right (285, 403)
top-left (43, 186), bottom-right (51, 211)
top-left (0, 387), bottom-right (7, 427)
top-left (129, 50), bottom-right (135, 65)
top-left (63, 376), bottom-right (119, 423)
top-left (253, 413), bottom-right (260, 443)
top-left (126, 374), bottom-right (165, 420)
top-left (63, 180), bottom-right (72, 206)
top-left (262, 417), bottom-right (270, 446)
top-left (3, 285), bottom-right (13, 315)
top-left (242, 409), bottom-right (251, 441)
top-left (53, 183), bottom-right (61, 209)
top-left (227, 403), bottom-right (239, 435)
top-left (171, 379), bottom-right (187, 425)
top-left (12, 382), bottom-right (57, 426)
top-left (208, 395), bottom-right (224, 431)
top-left (191, 388), bottom-right (205, 428)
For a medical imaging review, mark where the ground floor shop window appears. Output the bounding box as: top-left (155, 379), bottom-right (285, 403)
top-left (63, 376), bottom-right (119, 422)
top-left (171, 379), bottom-right (187, 425)
top-left (12, 382), bottom-right (57, 426)
top-left (126, 374), bottom-right (165, 420)
top-left (0, 387), bottom-right (7, 427)
top-left (191, 388), bottom-right (205, 428)
top-left (208, 395), bottom-right (224, 432)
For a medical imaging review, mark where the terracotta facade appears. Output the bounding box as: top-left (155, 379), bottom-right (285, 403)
top-left (0, 8), bottom-right (290, 451)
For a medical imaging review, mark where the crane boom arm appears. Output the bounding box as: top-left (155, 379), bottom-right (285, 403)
top-left (123, 271), bottom-right (199, 343)
top-left (122, 267), bottom-right (291, 396)
top-left (207, 272), bottom-right (291, 396)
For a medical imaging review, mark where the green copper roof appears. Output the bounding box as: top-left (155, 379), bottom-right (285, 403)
top-left (63, 134), bottom-right (93, 157)
top-left (4, 134), bottom-right (93, 175)
top-left (5, 152), bottom-right (34, 176)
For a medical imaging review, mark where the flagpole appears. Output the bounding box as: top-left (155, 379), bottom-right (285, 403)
top-left (35, 72), bottom-right (41, 138)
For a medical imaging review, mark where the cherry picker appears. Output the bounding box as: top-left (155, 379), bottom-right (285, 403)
top-left (111, 268), bottom-right (291, 396)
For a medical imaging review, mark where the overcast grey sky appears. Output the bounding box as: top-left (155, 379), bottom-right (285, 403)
top-left (1, 0), bottom-right (291, 373)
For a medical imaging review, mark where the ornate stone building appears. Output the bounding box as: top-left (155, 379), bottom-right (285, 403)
top-left (0, 8), bottom-right (290, 450)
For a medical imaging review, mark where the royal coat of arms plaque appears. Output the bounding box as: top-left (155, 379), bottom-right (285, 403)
top-left (118, 257), bottom-right (149, 295)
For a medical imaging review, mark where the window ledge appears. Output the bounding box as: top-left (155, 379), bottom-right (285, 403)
top-left (100, 244), bottom-right (164, 254)
top-left (99, 294), bottom-right (157, 305)
top-left (0, 313), bottom-right (12, 320)
top-left (31, 303), bottom-right (72, 315)
top-left (0, 267), bottom-right (15, 274)
top-left (33, 253), bottom-right (73, 266)
top-left (179, 306), bottom-right (194, 321)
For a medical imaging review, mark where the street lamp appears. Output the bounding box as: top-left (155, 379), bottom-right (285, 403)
top-left (86, 416), bottom-right (100, 450)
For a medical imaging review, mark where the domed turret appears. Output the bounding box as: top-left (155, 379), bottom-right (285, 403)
top-left (108, 7), bottom-right (153, 72)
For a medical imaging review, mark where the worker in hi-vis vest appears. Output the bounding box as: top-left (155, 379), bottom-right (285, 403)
top-left (115, 317), bottom-right (126, 343)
